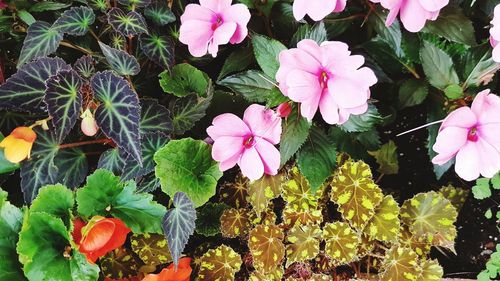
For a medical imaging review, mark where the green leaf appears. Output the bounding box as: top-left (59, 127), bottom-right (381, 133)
top-left (53, 6), bottom-right (95, 36)
top-left (290, 22), bottom-right (328, 46)
top-left (0, 57), bottom-right (70, 113)
top-left (45, 70), bottom-right (83, 142)
top-left (280, 105), bottom-right (311, 165)
top-left (323, 222), bottom-right (360, 266)
top-left (252, 34), bottom-right (287, 78)
top-left (363, 37), bottom-right (406, 75)
top-left (54, 148), bottom-right (88, 189)
top-left (140, 98), bottom-right (173, 136)
top-left (18, 21), bottom-right (63, 67)
top-left (97, 148), bottom-right (125, 176)
top-left (73, 55), bottom-right (95, 79)
top-left (91, 71), bottom-right (142, 164)
top-left (485, 209), bottom-right (493, 219)
top-left (423, 5), bottom-right (476, 46)
top-left (369, 7), bottom-right (402, 55)
top-left (144, 0), bottom-right (176, 26)
top-left (159, 63), bottom-right (209, 97)
top-left (17, 212), bottom-right (99, 281)
top-left (154, 138), bottom-right (223, 207)
top-left (427, 101), bottom-right (453, 179)
top-left (420, 41), bottom-right (460, 90)
top-left (198, 245), bottom-right (242, 281)
top-left (89, 0), bottom-right (109, 10)
top-left (472, 178), bottom-right (492, 200)
top-left (99, 42), bottom-right (140, 76)
top-left (398, 79), bottom-right (429, 108)
top-left (29, 1), bottom-right (71, 12)
top-left (76, 169), bottom-right (167, 233)
top-left (218, 70), bottom-right (278, 103)
top-left (297, 127), bottom-right (337, 192)
top-left (169, 92), bottom-right (213, 135)
top-left (139, 33), bottom-right (175, 71)
top-left (0, 189), bottom-right (26, 281)
top-left (162, 192), bottom-right (196, 267)
top-left (380, 246), bottom-right (421, 281)
top-left (117, 0), bottom-right (151, 7)
top-left (491, 173), bottom-right (500, 189)
top-left (131, 233), bottom-right (172, 267)
top-left (195, 202), bottom-right (229, 236)
top-left (30, 184), bottom-right (74, 227)
top-left (17, 10), bottom-right (36, 26)
top-left (368, 140), bottom-right (399, 175)
top-left (341, 104), bottom-right (383, 133)
top-left (218, 47), bottom-right (255, 81)
top-left (137, 173), bottom-right (161, 193)
top-left (365, 195), bottom-right (400, 242)
top-left (444, 84), bottom-right (464, 99)
top-left (461, 44), bottom-right (499, 89)
top-left (122, 133), bottom-right (170, 180)
top-left (107, 8), bottom-right (148, 36)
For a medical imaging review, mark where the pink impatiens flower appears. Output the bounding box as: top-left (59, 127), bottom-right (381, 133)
top-left (292, 0), bottom-right (346, 21)
top-left (490, 4), bottom-right (500, 62)
top-left (207, 104), bottom-right (282, 181)
top-left (179, 0), bottom-right (251, 58)
top-left (276, 39), bottom-right (377, 125)
top-left (370, 0), bottom-right (448, 32)
top-left (432, 90), bottom-right (500, 181)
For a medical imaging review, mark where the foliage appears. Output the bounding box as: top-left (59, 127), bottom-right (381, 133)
top-left (198, 245), bottom-right (242, 280)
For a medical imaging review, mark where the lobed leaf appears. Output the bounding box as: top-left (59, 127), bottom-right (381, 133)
top-left (248, 224), bottom-right (285, 273)
top-left (53, 6), bottom-right (95, 36)
top-left (365, 195), bottom-right (400, 242)
top-left (282, 166), bottom-right (320, 211)
top-left (220, 208), bottom-right (254, 238)
top-left (419, 259), bottom-right (444, 281)
top-left (131, 233), bottom-right (172, 267)
top-left (323, 222), bottom-right (360, 265)
top-left (285, 224), bottom-right (322, 267)
top-left (248, 172), bottom-right (285, 214)
top-left (30, 184), bottom-right (74, 227)
top-left (218, 174), bottom-right (249, 208)
top-left (379, 247), bottom-right (421, 281)
top-left (198, 245), bottom-right (242, 281)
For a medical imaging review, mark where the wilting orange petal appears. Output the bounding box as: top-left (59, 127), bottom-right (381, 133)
top-left (11, 127), bottom-right (37, 143)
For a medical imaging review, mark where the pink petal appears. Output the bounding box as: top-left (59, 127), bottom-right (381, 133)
top-left (255, 139), bottom-right (280, 175)
top-left (180, 4), bottom-right (214, 23)
top-left (276, 48), bottom-right (322, 83)
top-left (221, 4), bottom-right (251, 44)
top-left (297, 40), bottom-right (323, 63)
top-left (418, 0), bottom-right (448, 12)
top-left (380, 0), bottom-right (402, 10)
top-left (206, 113), bottom-right (250, 139)
top-left (239, 147), bottom-right (265, 180)
top-left (200, 0), bottom-right (232, 12)
top-left (219, 152), bottom-right (240, 171)
top-left (300, 94), bottom-right (321, 121)
top-left (292, 0), bottom-right (308, 21)
top-left (385, 4), bottom-right (401, 26)
top-left (440, 107), bottom-right (477, 130)
top-left (328, 77), bottom-right (368, 109)
top-left (478, 123), bottom-right (500, 149)
top-left (179, 20), bottom-right (213, 57)
top-left (243, 104), bottom-right (282, 144)
top-left (471, 89), bottom-right (500, 125)
top-left (319, 91), bottom-right (340, 124)
top-left (399, 0), bottom-right (429, 32)
top-left (431, 126), bottom-right (468, 165)
top-left (286, 69), bottom-right (322, 102)
top-left (327, 54), bottom-right (364, 73)
top-left (493, 45), bottom-right (500, 63)
top-left (208, 22), bottom-right (237, 57)
top-left (305, 0), bottom-right (336, 21)
top-left (454, 141), bottom-right (480, 181)
top-left (476, 138), bottom-right (500, 178)
top-left (334, 0), bottom-right (347, 12)
top-left (212, 136), bottom-right (244, 162)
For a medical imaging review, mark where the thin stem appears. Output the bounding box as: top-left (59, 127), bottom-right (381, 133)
top-left (396, 119), bottom-right (444, 137)
top-left (88, 29), bottom-right (100, 42)
top-left (375, 173), bottom-right (384, 184)
top-left (60, 41), bottom-right (93, 55)
top-left (368, 253), bottom-right (385, 259)
top-left (59, 138), bottom-right (112, 149)
top-left (126, 75), bottom-right (137, 93)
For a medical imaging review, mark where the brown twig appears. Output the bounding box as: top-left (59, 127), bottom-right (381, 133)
top-left (59, 138), bottom-right (113, 149)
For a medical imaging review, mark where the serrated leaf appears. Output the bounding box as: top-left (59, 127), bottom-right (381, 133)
top-left (380, 247), bottom-right (421, 281)
top-left (76, 169), bottom-right (167, 233)
top-left (290, 22), bottom-right (327, 46)
top-left (30, 184), bottom-right (74, 228)
top-left (53, 6), bottom-right (95, 36)
top-left (420, 41), bottom-right (459, 90)
top-left (139, 33), bottom-right (175, 71)
top-left (218, 174), bottom-right (249, 208)
top-left (423, 5), bottom-right (476, 46)
top-left (340, 104), bottom-right (382, 133)
top-left (369, 6), bottom-right (402, 55)
top-left (107, 8), bottom-right (148, 36)
top-left (398, 79), bottom-right (428, 108)
top-left (218, 47), bottom-right (255, 81)
top-left (162, 192), bottom-right (196, 267)
top-left (91, 71), bottom-right (142, 164)
top-left (17, 212), bottom-right (99, 281)
top-left (73, 55), bottom-right (95, 78)
top-left (144, 0), bottom-right (175, 26)
top-left (140, 98), bottom-right (173, 136)
top-left (117, 0), bottom-right (151, 7)
top-left (323, 222), bottom-right (360, 266)
top-left (365, 195), bottom-right (400, 242)
top-left (297, 126), bottom-right (336, 192)
top-left (220, 208), bottom-right (254, 238)
top-left (45, 70), bottom-right (83, 142)
top-left (280, 106), bottom-right (311, 165)
top-left (169, 90), bottom-right (213, 135)
top-left (154, 138), bottom-right (222, 207)
top-left (249, 224), bottom-right (285, 273)
top-left (248, 172), bottom-right (285, 214)
top-left (399, 227), bottom-right (432, 257)
top-left (100, 247), bottom-right (140, 279)
top-left (368, 140), bottom-right (399, 175)
top-left (198, 245), bottom-right (242, 280)
top-left (18, 21), bottom-right (63, 66)
top-left (252, 34), bottom-right (287, 78)
top-left (97, 148), bottom-right (125, 176)
top-left (0, 57), bottom-right (70, 113)
top-left (330, 160), bottom-right (383, 231)
top-left (159, 63), bottom-right (209, 97)
top-left (99, 42), bottom-right (140, 76)
top-left (218, 70), bottom-right (277, 103)
top-left (122, 133), bottom-right (169, 180)
top-left (0, 189), bottom-right (26, 281)
top-left (196, 202), bottom-right (229, 237)
top-left (131, 233), bottom-right (172, 267)
top-left (282, 205), bottom-right (323, 228)
top-left (249, 267), bottom-right (284, 281)
top-left (419, 259), bottom-right (443, 281)
top-left (282, 166), bottom-right (320, 211)
top-left (285, 224), bottom-right (322, 267)
top-left (439, 185), bottom-right (468, 211)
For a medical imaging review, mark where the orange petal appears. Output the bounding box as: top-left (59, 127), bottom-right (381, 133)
top-left (79, 219), bottom-right (115, 252)
top-left (2, 138), bottom-right (31, 163)
top-left (11, 127), bottom-right (37, 143)
top-left (72, 218), bottom-right (87, 245)
top-left (142, 273), bottom-right (160, 281)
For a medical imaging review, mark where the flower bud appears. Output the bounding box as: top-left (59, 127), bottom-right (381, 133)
top-left (80, 109), bottom-right (99, 137)
top-left (276, 102), bottom-right (292, 118)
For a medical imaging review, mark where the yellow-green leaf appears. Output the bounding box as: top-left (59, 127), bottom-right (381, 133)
top-left (439, 184), bottom-right (468, 212)
top-left (282, 205), bottom-right (323, 228)
top-left (323, 222), bottom-right (360, 266)
top-left (130, 233), bottom-right (172, 267)
top-left (198, 245), bottom-right (242, 281)
top-left (379, 247), bottom-right (421, 281)
top-left (285, 224), bottom-right (322, 267)
top-left (365, 195), bottom-right (400, 242)
top-left (282, 166), bottom-right (320, 211)
top-left (248, 172), bottom-right (285, 214)
top-left (220, 208), bottom-right (254, 238)
top-left (249, 224), bottom-right (285, 272)
top-left (419, 259), bottom-right (443, 281)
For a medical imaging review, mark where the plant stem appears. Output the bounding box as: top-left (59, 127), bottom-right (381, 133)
top-left (60, 41), bottom-right (93, 55)
top-left (375, 173), bottom-right (384, 184)
top-left (59, 138), bottom-right (112, 149)
top-left (89, 29), bottom-right (100, 42)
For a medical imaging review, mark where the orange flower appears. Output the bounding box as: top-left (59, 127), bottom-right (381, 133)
top-left (142, 258), bottom-right (192, 281)
top-left (0, 126), bottom-right (36, 163)
top-left (72, 216), bottom-right (131, 263)
top-left (105, 278), bottom-right (140, 281)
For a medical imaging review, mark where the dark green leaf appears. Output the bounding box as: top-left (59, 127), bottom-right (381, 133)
top-left (30, 184), bottom-right (74, 227)
top-left (18, 21), bottom-right (63, 67)
top-left (107, 8), bottom-right (148, 36)
top-left (290, 21), bottom-right (328, 46)
top-left (341, 104), bottom-right (383, 133)
top-left (297, 127), bottom-right (337, 192)
top-left (137, 173), bottom-right (161, 193)
top-left (53, 6), bottom-right (95, 36)
top-left (91, 71), bottom-right (142, 164)
top-left (117, 0), bottom-right (151, 7)
top-left (159, 63), bottom-right (209, 97)
top-left (29, 1), bottom-right (71, 12)
top-left (196, 202), bottom-right (229, 236)
top-left (144, 0), bottom-right (175, 26)
top-left (420, 41), bottom-right (459, 90)
top-left (99, 42), bottom-right (140, 76)
top-left (369, 7), bottom-right (402, 55)
top-left (357, 129), bottom-right (382, 151)
top-left (122, 133), bottom-right (169, 180)
top-left (280, 105), bottom-right (311, 165)
top-left (218, 70), bottom-right (276, 103)
top-left (252, 34), bottom-right (287, 78)
top-left (363, 37), bottom-right (406, 75)
top-left (140, 98), bottom-right (173, 136)
top-left (461, 45), bottom-right (499, 89)
top-left (162, 192), bottom-right (196, 267)
top-left (423, 5), bottom-right (476, 46)
top-left (98, 148), bottom-right (125, 176)
top-left (444, 84), bottom-right (464, 99)
top-left (139, 33), bottom-right (175, 71)
top-left (0, 189), bottom-right (25, 281)
top-left (54, 148), bottom-right (88, 189)
top-left (427, 101), bottom-right (453, 179)
top-left (218, 47), bottom-right (255, 81)
top-left (73, 55), bottom-right (95, 79)
top-left (324, 13), bottom-right (356, 38)
top-left (169, 91), bottom-right (213, 135)
top-left (89, 0), bottom-right (109, 11)
top-left (368, 140), bottom-right (399, 175)
top-left (398, 79), bottom-right (429, 108)
top-left (154, 138), bottom-right (223, 207)
top-left (45, 70), bottom-right (83, 142)
top-left (76, 169), bottom-right (167, 233)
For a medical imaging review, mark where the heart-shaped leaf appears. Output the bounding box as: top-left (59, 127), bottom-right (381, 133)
top-left (99, 41), bottom-right (140, 76)
top-left (159, 63), bottom-right (209, 97)
top-left (30, 184), bottom-right (74, 227)
top-left (162, 192), bottom-right (196, 268)
top-left (139, 98), bottom-right (173, 136)
top-left (154, 138), bottom-right (223, 207)
top-left (144, 0), bottom-right (175, 26)
top-left (73, 55), bottom-right (95, 78)
top-left (121, 133), bottom-right (169, 180)
top-left (91, 71), bottom-right (142, 164)
top-left (97, 148), bottom-right (125, 176)
top-left (53, 6), bottom-right (95, 36)
top-left (45, 69), bottom-right (83, 142)
top-left (139, 33), bottom-right (175, 71)
top-left (198, 245), bottom-right (242, 281)
top-left (107, 7), bottom-right (148, 36)
top-left (131, 233), bottom-right (172, 267)
top-left (54, 148), bottom-right (88, 189)
top-left (0, 57), bottom-right (70, 113)
top-left (18, 21), bottom-right (63, 66)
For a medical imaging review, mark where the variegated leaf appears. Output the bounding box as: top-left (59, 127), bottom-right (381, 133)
top-left (198, 245), bottom-right (242, 281)
top-left (380, 247), bottom-right (421, 281)
top-left (365, 195), bottom-right (400, 242)
top-left (121, 133), bottom-right (169, 180)
top-left (220, 208), bottom-right (254, 238)
top-left (107, 8), bottom-right (148, 36)
top-left (100, 248), bottom-right (140, 279)
top-left (249, 224), bottom-right (285, 273)
top-left (439, 184), bottom-right (468, 211)
top-left (248, 172), bottom-right (285, 214)
top-left (53, 6), bottom-right (95, 36)
top-left (99, 41), bottom-right (140, 76)
top-left (218, 174), bottom-right (249, 208)
top-left (54, 148), bottom-right (88, 189)
top-left (139, 98), bottom-right (173, 136)
top-left (323, 222), bottom-right (360, 266)
top-left (131, 233), bottom-right (172, 267)
top-left (285, 224), bottom-right (322, 267)
top-left (117, 0), bottom-right (151, 6)
top-left (282, 166), bottom-right (320, 211)
top-left (73, 55), bottom-right (95, 78)
top-left (97, 148), bottom-right (125, 176)
top-left (282, 205), bottom-right (323, 228)
top-left (18, 21), bottom-right (63, 66)
top-left (419, 259), bottom-right (443, 281)
top-left (139, 33), bottom-right (175, 71)
top-left (144, 0), bottom-right (175, 26)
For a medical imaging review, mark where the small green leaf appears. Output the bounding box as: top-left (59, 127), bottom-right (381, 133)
top-left (107, 8), bottom-right (148, 36)
top-left (340, 104), bottom-right (383, 133)
top-left (30, 184), bottom-right (74, 227)
top-left (368, 140), bottom-right (399, 175)
top-left (159, 63), bottom-right (209, 97)
top-left (144, 0), bottom-right (176, 26)
top-left (30, 1), bottom-right (72, 12)
top-left (195, 202), bottom-right (229, 236)
top-left (53, 6), bottom-right (95, 36)
top-left (139, 33), bottom-right (175, 71)
top-left (485, 209), bottom-right (493, 219)
top-left (17, 10), bottom-right (36, 26)
top-left (444, 84), bottom-right (464, 99)
top-left (252, 34), bottom-right (287, 78)
top-left (472, 178), bottom-right (492, 200)
top-left (154, 138), bottom-right (223, 207)
top-left (423, 5), bottom-right (476, 46)
top-left (491, 173), bottom-right (500, 189)
top-left (280, 105), bottom-right (311, 165)
top-left (398, 79), bottom-right (429, 108)
top-left (290, 22), bottom-right (327, 46)
top-left (73, 55), bottom-right (95, 79)
top-left (420, 41), bottom-right (459, 90)
top-left (18, 21), bottom-right (63, 67)
top-left (99, 42), bottom-right (140, 76)
top-left (218, 70), bottom-right (277, 103)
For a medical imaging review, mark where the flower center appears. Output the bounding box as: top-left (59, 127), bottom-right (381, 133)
top-left (467, 127), bottom-right (479, 142)
top-left (211, 15), bottom-right (223, 31)
top-left (319, 71), bottom-right (329, 89)
top-left (243, 135), bottom-right (256, 149)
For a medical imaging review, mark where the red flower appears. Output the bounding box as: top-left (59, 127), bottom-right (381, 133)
top-left (142, 257), bottom-right (192, 281)
top-left (72, 216), bottom-right (131, 263)
top-left (276, 102), bottom-right (292, 118)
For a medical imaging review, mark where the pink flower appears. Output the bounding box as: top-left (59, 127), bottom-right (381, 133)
top-left (179, 0), bottom-right (251, 58)
top-left (0, 1), bottom-right (7, 9)
top-left (207, 104), bottom-right (282, 181)
top-left (432, 90), bottom-right (500, 181)
top-left (292, 0), bottom-right (346, 21)
top-left (370, 0), bottom-right (447, 32)
top-left (276, 39), bottom-right (377, 125)
top-left (490, 4), bottom-right (500, 62)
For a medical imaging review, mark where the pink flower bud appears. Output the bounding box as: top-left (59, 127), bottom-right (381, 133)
top-left (80, 109), bottom-right (99, 137)
top-left (276, 102), bottom-right (292, 118)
